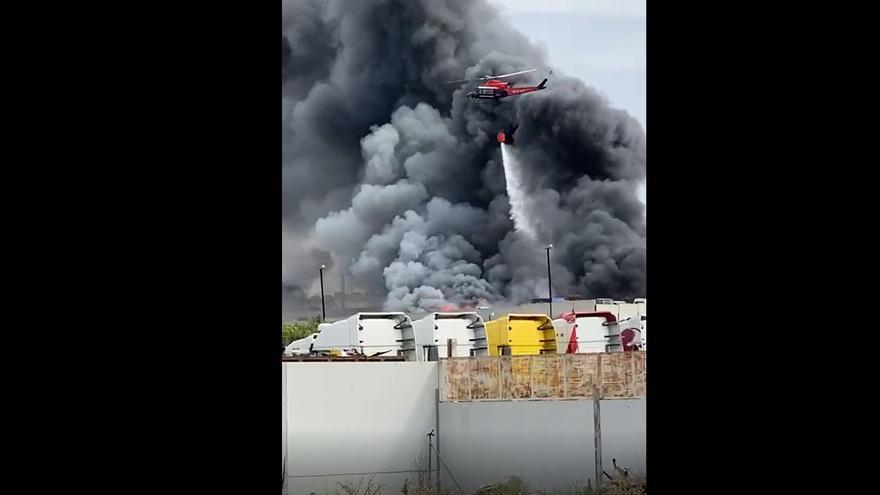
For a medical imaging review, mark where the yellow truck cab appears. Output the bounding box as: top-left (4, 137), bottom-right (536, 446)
top-left (484, 314), bottom-right (557, 355)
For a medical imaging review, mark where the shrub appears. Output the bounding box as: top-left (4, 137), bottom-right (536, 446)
top-left (282, 316), bottom-right (321, 346)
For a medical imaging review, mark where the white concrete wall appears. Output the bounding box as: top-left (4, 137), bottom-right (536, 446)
top-left (282, 365), bottom-right (287, 483)
top-left (283, 363), bottom-right (645, 494)
top-left (599, 400), bottom-right (647, 475)
top-left (439, 400), bottom-right (594, 491)
top-left (438, 399), bottom-right (645, 492)
top-left (283, 362), bottom-right (439, 494)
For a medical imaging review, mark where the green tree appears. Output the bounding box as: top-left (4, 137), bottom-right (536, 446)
top-left (282, 316), bottom-right (321, 346)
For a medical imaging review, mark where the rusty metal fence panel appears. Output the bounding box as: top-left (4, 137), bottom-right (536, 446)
top-left (440, 352), bottom-right (646, 401)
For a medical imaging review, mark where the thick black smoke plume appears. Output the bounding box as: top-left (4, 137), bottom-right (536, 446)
top-left (283, 0), bottom-right (646, 313)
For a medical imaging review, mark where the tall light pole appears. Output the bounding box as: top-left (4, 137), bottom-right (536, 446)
top-left (545, 244), bottom-right (553, 317)
top-left (319, 264), bottom-right (326, 322)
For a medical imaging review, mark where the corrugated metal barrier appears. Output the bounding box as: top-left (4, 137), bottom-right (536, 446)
top-left (440, 352), bottom-right (646, 401)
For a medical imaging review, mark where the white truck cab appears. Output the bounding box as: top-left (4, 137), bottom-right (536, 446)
top-left (283, 333), bottom-right (318, 357)
top-left (311, 312), bottom-right (417, 360)
top-left (411, 312), bottom-right (489, 360)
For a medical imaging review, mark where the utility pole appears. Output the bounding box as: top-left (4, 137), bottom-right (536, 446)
top-left (545, 244), bottom-right (553, 317)
top-left (319, 264), bottom-right (326, 322)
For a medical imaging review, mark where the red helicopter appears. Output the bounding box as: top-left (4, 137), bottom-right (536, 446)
top-left (447, 68), bottom-right (550, 101)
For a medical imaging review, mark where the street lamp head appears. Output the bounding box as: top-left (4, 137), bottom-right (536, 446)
top-left (546, 243), bottom-right (553, 250)
top-left (320, 264), bottom-right (326, 270)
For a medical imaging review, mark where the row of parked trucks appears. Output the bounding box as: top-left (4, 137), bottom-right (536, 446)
top-left (283, 300), bottom-right (646, 360)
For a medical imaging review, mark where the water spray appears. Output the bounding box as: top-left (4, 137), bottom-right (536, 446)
top-left (500, 142), bottom-right (538, 241)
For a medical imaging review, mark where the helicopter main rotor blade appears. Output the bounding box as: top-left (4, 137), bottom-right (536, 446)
top-left (446, 68), bottom-right (536, 84)
top-left (488, 68), bottom-right (537, 79)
